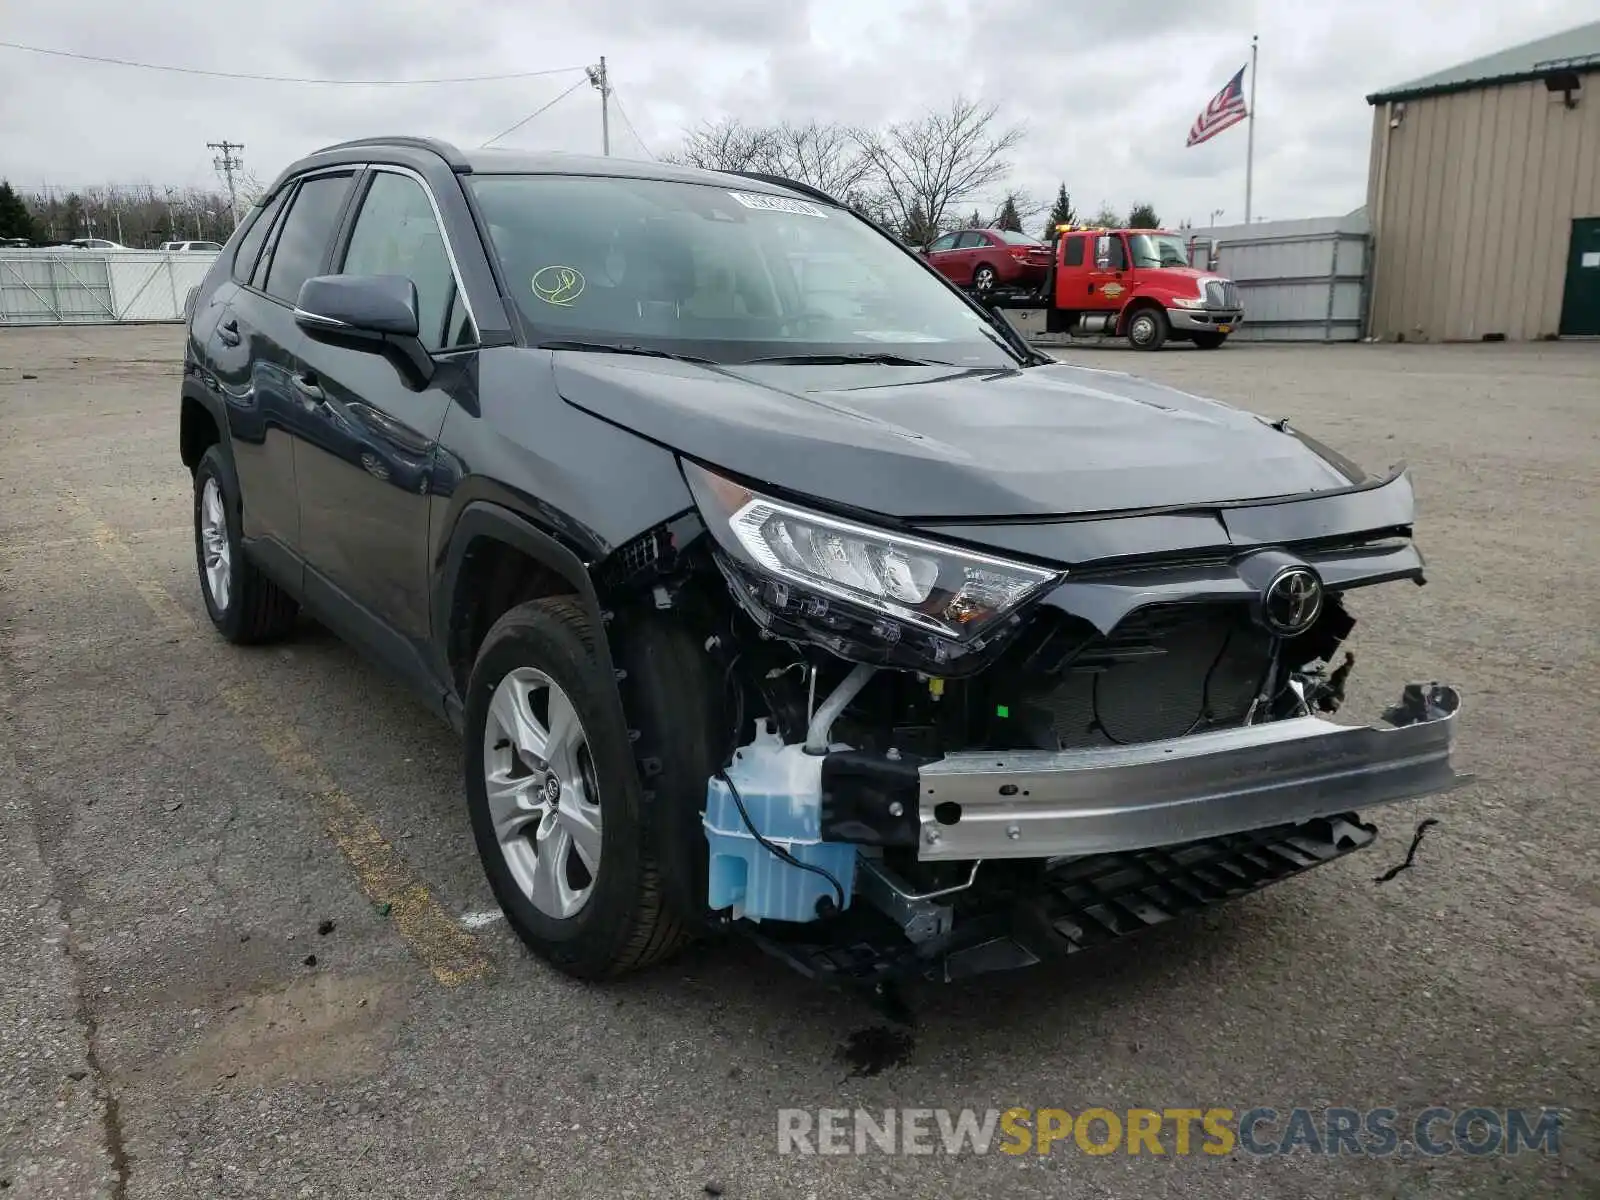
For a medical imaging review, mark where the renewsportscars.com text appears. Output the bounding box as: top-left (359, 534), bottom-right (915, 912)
top-left (777, 1107), bottom-right (1564, 1158)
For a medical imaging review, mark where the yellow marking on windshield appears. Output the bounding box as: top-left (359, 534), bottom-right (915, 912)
top-left (532, 265), bottom-right (585, 306)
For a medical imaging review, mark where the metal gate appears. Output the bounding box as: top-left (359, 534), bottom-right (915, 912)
top-left (1197, 212), bottom-right (1371, 342)
top-left (0, 250), bottom-right (217, 325)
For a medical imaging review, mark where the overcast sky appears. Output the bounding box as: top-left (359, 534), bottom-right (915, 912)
top-left (3, 1), bottom-right (1595, 229)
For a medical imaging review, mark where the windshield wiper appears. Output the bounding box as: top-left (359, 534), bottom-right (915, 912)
top-left (741, 352), bottom-right (949, 366)
top-left (536, 339), bottom-right (717, 365)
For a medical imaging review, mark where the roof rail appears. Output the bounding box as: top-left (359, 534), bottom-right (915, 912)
top-left (730, 172), bottom-right (844, 208)
top-left (314, 136), bottom-right (473, 172)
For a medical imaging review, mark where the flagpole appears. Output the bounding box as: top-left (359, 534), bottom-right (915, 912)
top-left (1245, 34), bottom-right (1258, 223)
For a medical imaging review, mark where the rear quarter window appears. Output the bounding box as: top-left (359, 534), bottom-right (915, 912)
top-left (231, 190), bottom-right (289, 285)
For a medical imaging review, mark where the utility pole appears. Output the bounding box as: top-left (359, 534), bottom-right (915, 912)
top-left (208, 140), bottom-right (245, 226)
top-left (586, 58), bottom-right (611, 155)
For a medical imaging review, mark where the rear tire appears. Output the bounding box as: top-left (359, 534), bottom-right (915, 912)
top-left (1127, 307), bottom-right (1169, 351)
top-left (1192, 332), bottom-right (1228, 350)
top-left (464, 598), bottom-right (690, 979)
top-left (193, 445), bottom-right (298, 644)
top-left (972, 264), bottom-right (997, 295)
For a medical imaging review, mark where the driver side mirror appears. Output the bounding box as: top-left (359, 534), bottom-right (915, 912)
top-left (1094, 235), bottom-right (1112, 270)
top-left (295, 274), bottom-right (433, 385)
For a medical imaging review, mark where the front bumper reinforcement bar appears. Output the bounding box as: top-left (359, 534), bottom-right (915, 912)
top-left (916, 683), bottom-right (1467, 862)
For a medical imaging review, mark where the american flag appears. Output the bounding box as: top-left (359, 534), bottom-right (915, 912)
top-left (1187, 64), bottom-right (1249, 147)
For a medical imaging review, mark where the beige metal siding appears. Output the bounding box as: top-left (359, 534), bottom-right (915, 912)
top-left (1367, 79), bottom-right (1600, 340)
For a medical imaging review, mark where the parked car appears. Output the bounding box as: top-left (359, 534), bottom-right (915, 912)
top-left (177, 138), bottom-right (1466, 994)
top-left (69, 237), bottom-right (130, 250)
top-left (923, 227), bottom-right (1052, 295)
top-left (161, 240), bottom-right (224, 252)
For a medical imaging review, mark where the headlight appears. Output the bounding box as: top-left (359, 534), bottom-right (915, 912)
top-left (682, 461), bottom-right (1061, 641)
top-left (1169, 296), bottom-right (1202, 309)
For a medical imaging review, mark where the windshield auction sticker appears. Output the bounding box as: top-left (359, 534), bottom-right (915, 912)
top-left (727, 191), bottom-right (829, 218)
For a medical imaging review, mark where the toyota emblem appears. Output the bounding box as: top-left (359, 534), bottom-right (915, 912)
top-left (1262, 566), bottom-right (1323, 636)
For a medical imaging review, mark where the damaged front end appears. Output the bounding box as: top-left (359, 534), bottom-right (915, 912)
top-left (604, 459), bottom-right (1469, 989)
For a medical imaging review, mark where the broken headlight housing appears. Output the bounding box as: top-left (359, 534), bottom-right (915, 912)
top-left (682, 460), bottom-right (1061, 643)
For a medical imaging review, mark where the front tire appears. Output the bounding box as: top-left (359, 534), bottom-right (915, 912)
top-left (464, 598), bottom-right (689, 979)
top-left (1127, 307), bottom-right (1169, 351)
top-left (192, 445), bottom-right (298, 644)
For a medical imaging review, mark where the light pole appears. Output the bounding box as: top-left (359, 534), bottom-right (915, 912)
top-left (1209, 208), bottom-right (1225, 228)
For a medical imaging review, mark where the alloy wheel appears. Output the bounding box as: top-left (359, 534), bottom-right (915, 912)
top-left (482, 667), bottom-right (603, 919)
top-left (199, 476), bottom-right (232, 611)
top-left (974, 266), bottom-right (996, 293)
top-left (1130, 313), bottom-right (1156, 346)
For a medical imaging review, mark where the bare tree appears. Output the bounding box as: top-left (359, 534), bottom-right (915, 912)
top-left (854, 97), bottom-right (1024, 237)
top-left (667, 117), bottom-right (780, 175)
top-left (766, 120), bottom-right (874, 197)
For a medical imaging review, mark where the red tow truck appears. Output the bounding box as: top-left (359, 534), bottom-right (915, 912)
top-left (987, 225), bottom-right (1245, 351)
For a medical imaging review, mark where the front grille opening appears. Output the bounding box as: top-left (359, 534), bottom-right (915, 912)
top-left (1000, 604), bottom-right (1273, 750)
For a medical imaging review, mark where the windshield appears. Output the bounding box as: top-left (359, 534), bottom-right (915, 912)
top-left (1127, 233), bottom-right (1191, 269)
top-left (996, 230), bottom-right (1042, 246)
top-left (469, 174), bottom-right (1015, 367)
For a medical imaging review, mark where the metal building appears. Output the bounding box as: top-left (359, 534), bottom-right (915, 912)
top-left (1365, 19), bottom-right (1600, 341)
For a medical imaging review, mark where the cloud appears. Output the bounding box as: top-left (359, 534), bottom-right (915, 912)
top-left (4, 0), bottom-right (1595, 229)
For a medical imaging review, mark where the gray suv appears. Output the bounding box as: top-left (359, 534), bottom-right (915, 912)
top-left (177, 136), bottom-right (1466, 996)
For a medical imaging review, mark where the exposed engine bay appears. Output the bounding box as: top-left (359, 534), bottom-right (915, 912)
top-left (600, 460), bottom-right (1466, 991)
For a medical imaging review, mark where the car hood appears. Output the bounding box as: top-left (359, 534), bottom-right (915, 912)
top-left (551, 355), bottom-right (1359, 519)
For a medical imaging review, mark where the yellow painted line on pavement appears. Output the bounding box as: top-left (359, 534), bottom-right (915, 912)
top-left (60, 486), bottom-right (492, 987)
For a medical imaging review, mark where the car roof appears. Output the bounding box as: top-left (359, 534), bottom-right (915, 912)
top-left (266, 136), bottom-right (825, 204)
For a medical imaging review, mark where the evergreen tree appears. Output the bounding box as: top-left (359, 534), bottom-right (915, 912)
top-left (967, 209), bottom-right (982, 229)
top-left (995, 195), bottom-right (1022, 232)
top-left (903, 201), bottom-right (939, 247)
top-left (1044, 183), bottom-right (1075, 236)
top-left (1127, 202), bottom-right (1161, 229)
top-left (0, 181), bottom-right (36, 241)
top-left (63, 193), bottom-right (85, 238)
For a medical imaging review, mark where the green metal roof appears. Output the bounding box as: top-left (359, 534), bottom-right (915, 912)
top-left (1367, 19), bottom-right (1600, 103)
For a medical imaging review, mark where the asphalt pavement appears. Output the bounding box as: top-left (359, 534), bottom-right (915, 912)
top-left (1, 326), bottom-right (1595, 1198)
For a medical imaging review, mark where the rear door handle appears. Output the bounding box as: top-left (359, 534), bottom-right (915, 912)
top-left (293, 372), bottom-right (325, 403)
top-left (218, 317), bottom-right (240, 346)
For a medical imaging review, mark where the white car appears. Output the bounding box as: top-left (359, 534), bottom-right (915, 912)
top-left (160, 240), bottom-right (223, 252)
top-left (69, 238), bottom-right (130, 250)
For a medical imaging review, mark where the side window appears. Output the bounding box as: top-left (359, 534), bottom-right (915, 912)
top-left (232, 189), bottom-right (289, 285)
top-left (442, 286), bottom-right (477, 349)
top-left (1063, 235), bottom-right (1084, 267)
top-left (927, 233), bottom-right (958, 253)
top-left (955, 231), bottom-right (987, 248)
top-left (264, 173), bottom-right (354, 305)
top-left (340, 172), bottom-right (458, 351)
top-left (1102, 235), bottom-right (1127, 270)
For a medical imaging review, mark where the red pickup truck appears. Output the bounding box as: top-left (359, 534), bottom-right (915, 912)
top-left (991, 226), bottom-right (1245, 351)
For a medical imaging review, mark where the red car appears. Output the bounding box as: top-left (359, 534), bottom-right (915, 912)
top-left (923, 227), bottom-right (1052, 295)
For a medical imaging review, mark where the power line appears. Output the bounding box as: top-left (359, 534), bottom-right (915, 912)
top-left (0, 40), bottom-right (584, 85)
top-left (480, 77), bottom-right (589, 148)
top-left (611, 90), bottom-right (655, 160)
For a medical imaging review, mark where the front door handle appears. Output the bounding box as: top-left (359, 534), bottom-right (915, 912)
top-left (218, 317), bottom-right (240, 347)
top-left (293, 372), bottom-right (325, 404)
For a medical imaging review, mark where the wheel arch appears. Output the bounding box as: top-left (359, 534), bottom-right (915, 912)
top-left (179, 383), bottom-right (230, 474)
top-left (1116, 294), bottom-right (1167, 336)
top-left (433, 501), bottom-right (623, 727)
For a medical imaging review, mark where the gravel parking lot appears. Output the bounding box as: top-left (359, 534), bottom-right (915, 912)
top-left (1, 325), bottom-right (1595, 1199)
